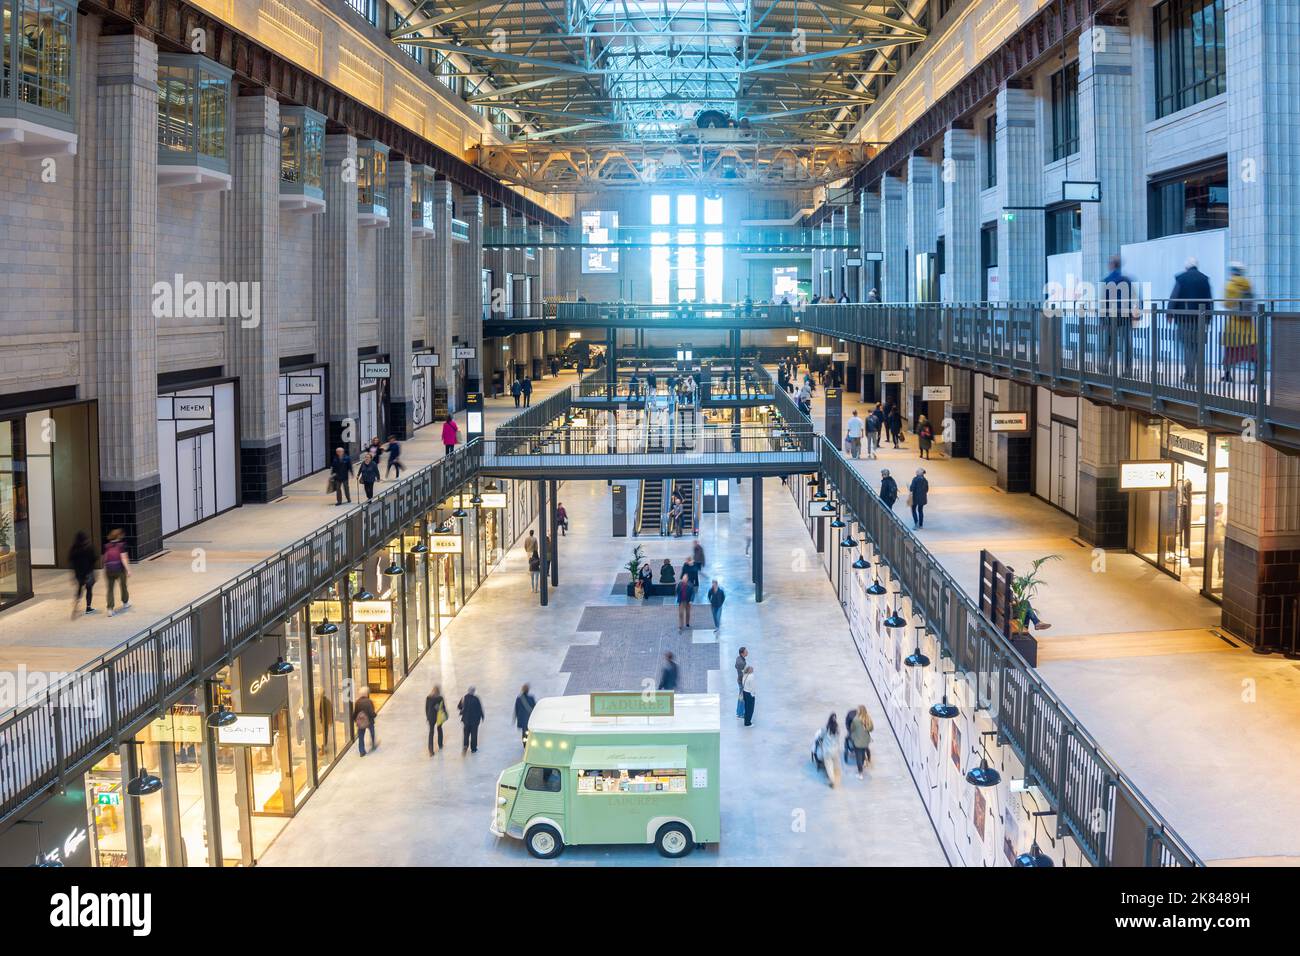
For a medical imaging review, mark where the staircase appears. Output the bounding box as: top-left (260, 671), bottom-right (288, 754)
top-left (671, 478), bottom-right (698, 535)
top-left (637, 479), bottom-right (666, 535)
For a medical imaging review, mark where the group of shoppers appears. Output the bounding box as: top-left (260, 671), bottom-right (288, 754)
top-left (67, 528), bottom-right (133, 619)
top-left (328, 434), bottom-right (406, 505)
top-left (812, 706), bottom-right (875, 786)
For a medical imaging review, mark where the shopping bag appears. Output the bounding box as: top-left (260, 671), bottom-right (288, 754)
top-left (736, 695), bottom-right (745, 718)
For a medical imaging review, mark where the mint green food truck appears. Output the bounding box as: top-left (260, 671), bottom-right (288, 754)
top-left (491, 692), bottom-right (721, 859)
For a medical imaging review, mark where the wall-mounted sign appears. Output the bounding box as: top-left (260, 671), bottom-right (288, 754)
top-left (881, 369), bottom-right (905, 384)
top-left (568, 331), bottom-right (582, 339)
top-left (1167, 426), bottom-right (1208, 462)
top-left (147, 712), bottom-right (204, 743)
top-left (922, 385), bottom-right (953, 402)
top-left (865, 251), bottom-right (884, 262)
top-left (989, 410), bottom-right (1030, 433)
top-left (415, 353), bottom-right (440, 368)
top-left (785, 335), bottom-right (800, 343)
top-left (351, 600), bottom-right (394, 623)
top-left (1062, 180), bottom-right (1102, 203)
top-left (429, 534), bottom-right (463, 553)
top-left (590, 691), bottom-right (674, 718)
top-left (361, 362), bottom-right (391, 380)
top-left (816, 345), bottom-right (833, 355)
top-left (217, 714), bottom-right (273, 747)
top-left (174, 396), bottom-right (213, 419)
top-left (288, 376), bottom-right (322, 395)
top-left (832, 351), bottom-right (850, 362)
top-left (308, 600), bottom-right (344, 623)
top-left (477, 492), bottom-right (508, 509)
top-left (846, 257), bottom-right (863, 267)
top-left (454, 347), bottom-right (477, 360)
top-left (1120, 460), bottom-right (1176, 491)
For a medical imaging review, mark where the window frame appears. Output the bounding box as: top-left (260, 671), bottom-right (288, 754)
top-left (1153, 0), bottom-right (1226, 119)
top-left (1049, 60), bottom-right (1079, 162)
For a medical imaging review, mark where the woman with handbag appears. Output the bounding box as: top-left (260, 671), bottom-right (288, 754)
top-left (425, 685), bottom-right (448, 756)
top-left (847, 705), bottom-right (874, 779)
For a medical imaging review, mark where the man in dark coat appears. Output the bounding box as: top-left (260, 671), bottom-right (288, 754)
top-left (909, 468), bottom-right (930, 529)
top-left (330, 447), bottom-right (353, 505)
top-left (658, 652), bottom-right (679, 690)
top-left (458, 686), bottom-right (485, 754)
top-left (879, 469), bottom-right (899, 509)
top-left (1169, 257), bottom-right (1213, 384)
top-left (1101, 256), bottom-right (1139, 376)
top-left (513, 684), bottom-right (536, 740)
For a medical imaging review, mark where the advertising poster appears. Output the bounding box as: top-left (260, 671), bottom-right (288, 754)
top-left (950, 724), bottom-right (962, 771)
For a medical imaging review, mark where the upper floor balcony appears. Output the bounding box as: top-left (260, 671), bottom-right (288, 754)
top-left (356, 138), bottom-right (389, 227)
top-left (0, 0), bottom-right (76, 156)
top-left (157, 54), bottom-right (232, 191)
top-left (279, 105), bottom-right (325, 212)
top-left (411, 164), bottom-right (435, 238)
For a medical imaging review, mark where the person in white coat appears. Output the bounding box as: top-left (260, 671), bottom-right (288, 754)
top-left (816, 713), bottom-right (842, 788)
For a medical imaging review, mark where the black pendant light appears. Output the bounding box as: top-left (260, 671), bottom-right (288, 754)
top-left (966, 733), bottom-right (1001, 787)
top-left (806, 473), bottom-right (820, 487)
top-left (352, 582), bottom-right (375, 601)
top-left (470, 491), bottom-right (484, 505)
top-left (905, 615), bottom-right (930, 667)
top-left (820, 500), bottom-right (836, 514)
top-left (866, 563), bottom-right (887, 595)
top-left (451, 505), bottom-right (468, 518)
top-left (930, 669), bottom-right (959, 719)
top-left (852, 555), bottom-right (870, 570)
top-left (410, 540), bottom-right (428, 555)
top-left (383, 557), bottom-right (404, 576)
top-left (206, 704), bottom-right (238, 729)
top-left (126, 740), bottom-right (163, 797)
top-left (830, 515), bottom-right (846, 528)
top-left (314, 617), bottom-right (339, 636)
top-left (266, 656), bottom-right (294, 677)
top-left (883, 606), bottom-right (907, 629)
top-left (1015, 812), bottom-right (1056, 867)
top-left (18, 821), bottom-right (64, 867)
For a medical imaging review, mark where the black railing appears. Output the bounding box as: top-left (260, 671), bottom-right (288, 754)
top-left (0, 442), bottom-right (485, 826)
top-left (803, 436), bottom-right (1201, 867)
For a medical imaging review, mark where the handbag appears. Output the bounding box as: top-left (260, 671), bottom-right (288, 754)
top-left (906, 492), bottom-right (914, 507)
top-left (436, 703), bottom-right (448, 727)
top-left (327, 476), bottom-right (338, 493)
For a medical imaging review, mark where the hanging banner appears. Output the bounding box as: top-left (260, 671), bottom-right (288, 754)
top-left (429, 534), bottom-right (463, 553)
top-left (989, 410), bottom-right (1030, 433)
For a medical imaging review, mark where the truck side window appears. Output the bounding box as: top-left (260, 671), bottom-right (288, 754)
top-left (524, 767), bottom-right (562, 793)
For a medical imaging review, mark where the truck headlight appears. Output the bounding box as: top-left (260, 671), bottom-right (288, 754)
top-left (498, 796), bottom-right (507, 806)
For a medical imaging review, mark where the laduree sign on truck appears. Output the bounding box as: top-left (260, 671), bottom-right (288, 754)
top-left (491, 692), bottom-right (721, 859)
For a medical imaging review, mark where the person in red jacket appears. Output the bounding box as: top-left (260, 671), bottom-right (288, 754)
top-left (441, 415), bottom-right (460, 456)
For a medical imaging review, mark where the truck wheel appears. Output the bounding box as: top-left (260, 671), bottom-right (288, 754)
top-left (655, 822), bottom-right (693, 859)
top-left (525, 824), bottom-right (563, 859)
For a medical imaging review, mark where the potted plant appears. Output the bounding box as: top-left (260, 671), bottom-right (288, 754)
top-left (1010, 554), bottom-right (1061, 632)
top-left (625, 544), bottom-right (646, 598)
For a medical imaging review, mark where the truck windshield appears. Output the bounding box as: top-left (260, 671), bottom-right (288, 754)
top-left (524, 767), bottom-right (562, 792)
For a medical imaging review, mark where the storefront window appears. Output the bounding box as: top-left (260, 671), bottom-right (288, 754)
top-left (349, 549), bottom-right (402, 709)
top-left (403, 529), bottom-right (429, 664)
top-left (0, 418), bottom-right (32, 609)
top-left (144, 691), bottom-right (209, 866)
top-left (86, 753), bottom-right (129, 867)
top-left (309, 579), bottom-right (350, 774)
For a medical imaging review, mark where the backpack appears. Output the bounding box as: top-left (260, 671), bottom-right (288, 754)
top-left (104, 542), bottom-right (126, 572)
top-left (355, 708), bottom-right (370, 730)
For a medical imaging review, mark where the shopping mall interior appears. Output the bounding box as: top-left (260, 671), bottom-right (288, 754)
top-left (0, 0), bottom-right (1298, 882)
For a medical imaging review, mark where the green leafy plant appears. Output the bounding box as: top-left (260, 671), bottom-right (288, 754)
top-left (625, 544), bottom-right (645, 579)
top-left (1011, 554), bottom-right (1061, 626)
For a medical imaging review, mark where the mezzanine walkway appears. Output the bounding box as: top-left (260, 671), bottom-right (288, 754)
top-left (0, 373), bottom-right (577, 686)
top-left (801, 377), bottom-right (1300, 865)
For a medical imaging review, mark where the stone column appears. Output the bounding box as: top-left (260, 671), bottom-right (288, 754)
top-left (996, 382), bottom-right (1033, 492)
top-left (1222, 439), bottom-right (1300, 649)
top-left (1226, 0), bottom-right (1300, 298)
top-left (95, 32), bottom-right (162, 555)
top-left (454, 190), bottom-right (485, 395)
top-left (860, 187), bottom-right (881, 298)
top-left (1078, 22), bottom-right (1143, 289)
top-left (379, 159), bottom-right (414, 438)
top-left (942, 125), bottom-right (980, 302)
top-left (830, 208), bottom-right (845, 299)
top-left (995, 86), bottom-right (1044, 301)
top-left (907, 154), bottom-right (938, 302)
top-left (316, 133), bottom-right (360, 453)
top-left (880, 173), bottom-right (907, 302)
top-left (1076, 401), bottom-right (1128, 548)
top-left (425, 177), bottom-right (455, 391)
top-left (228, 93), bottom-right (283, 503)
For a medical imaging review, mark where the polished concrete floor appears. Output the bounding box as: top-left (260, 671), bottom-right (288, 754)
top-left (260, 478), bottom-right (947, 867)
top-left (803, 376), bottom-right (1300, 864)
top-left (0, 373), bottom-right (577, 679)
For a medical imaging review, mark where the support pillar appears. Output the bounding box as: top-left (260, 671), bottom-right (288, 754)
top-left (906, 153), bottom-right (938, 302)
top-left (454, 190), bottom-right (484, 399)
top-left (1076, 401), bottom-right (1129, 548)
top-left (549, 479), bottom-right (559, 587)
top-left (318, 133), bottom-right (361, 455)
top-left (879, 174), bottom-right (907, 303)
top-left (426, 178), bottom-right (455, 407)
top-left (860, 188), bottom-right (881, 298)
top-left (95, 32), bottom-right (163, 556)
top-left (942, 125), bottom-right (980, 303)
top-left (995, 86), bottom-right (1044, 301)
top-left (379, 159), bottom-right (415, 439)
top-left (538, 479), bottom-right (549, 607)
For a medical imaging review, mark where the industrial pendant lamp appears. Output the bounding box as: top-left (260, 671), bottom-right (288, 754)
top-left (866, 561), bottom-right (887, 595)
top-left (839, 533), bottom-right (857, 549)
top-left (820, 499), bottom-right (836, 513)
top-left (883, 605), bottom-right (907, 629)
top-left (206, 704), bottom-right (238, 729)
top-left (266, 656), bottom-right (294, 677)
top-left (905, 614), bottom-right (931, 667)
top-left (929, 669), bottom-right (959, 719)
top-left (451, 505), bottom-right (469, 518)
top-left (314, 616), bottom-right (339, 636)
top-left (19, 821), bottom-right (64, 867)
top-left (126, 741), bottom-right (163, 797)
top-left (383, 556), bottom-right (405, 576)
top-left (852, 554), bottom-right (870, 570)
top-left (966, 732), bottom-right (1001, 787)
top-left (1014, 813), bottom-right (1055, 867)
top-left (352, 580), bottom-right (374, 601)
top-left (829, 514), bottom-right (846, 528)
top-left (470, 490), bottom-right (484, 505)
top-left (410, 540), bottom-right (429, 555)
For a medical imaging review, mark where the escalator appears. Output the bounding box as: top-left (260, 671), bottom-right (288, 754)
top-left (669, 478), bottom-right (699, 536)
top-left (636, 479), bottom-right (667, 536)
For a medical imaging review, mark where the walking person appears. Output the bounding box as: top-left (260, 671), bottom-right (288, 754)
top-left (514, 684), bottom-right (537, 740)
top-left (358, 452), bottom-right (380, 501)
top-left (865, 406), bottom-right (882, 459)
top-left (458, 686), bottom-right (485, 754)
top-left (708, 579), bottom-right (726, 632)
top-left (887, 404), bottom-right (903, 447)
top-left (909, 468), bottom-right (929, 529)
top-left (692, 538), bottom-right (706, 570)
top-left (844, 408), bottom-right (864, 459)
top-left (682, 554), bottom-right (700, 602)
top-left (815, 713), bottom-right (842, 788)
top-left (846, 705), bottom-right (874, 779)
top-left (384, 435), bottom-right (404, 478)
top-left (352, 686), bottom-right (377, 756)
top-left (675, 574), bottom-right (693, 631)
top-left (917, 416), bottom-right (934, 460)
top-left (879, 469), bottom-right (898, 509)
top-left (329, 446), bottom-right (353, 505)
top-left (102, 529), bottom-right (131, 617)
top-left (441, 415), bottom-right (460, 456)
top-left (1101, 255), bottom-right (1139, 376)
top-left (528, 548), bottom-right (541, 592)
top-left (425, 685), bottom-right (448, 756)
top-left (510, 377), bottom-right (522, 408)
top-left (1169, 257), bottom-right (1212, 384)
top-left (521, 376), bottom-right (533, 407)
top-left (68, 530), bottom-right (98, 618)
top-left (658, 651), bottom-right (679, 691)
top-left (1222, 262), bottom-right (1256, 384)
top-left (556, 502), bottom-right (569, 536)
top-left (668, 495), bottom-right (684, 538)
top-left (741, 666), bottom-right (756, 726)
